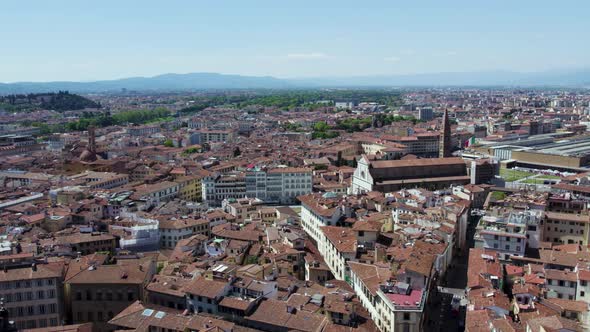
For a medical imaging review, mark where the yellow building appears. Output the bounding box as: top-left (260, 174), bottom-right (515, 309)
top-left (543, 211), bottom-right (590, 245)
top-left (176, 175), bottom-right (202, 202)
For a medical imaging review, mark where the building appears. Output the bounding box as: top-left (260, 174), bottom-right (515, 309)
top-left (317, 226), bottom-right (357, 281)
top-left (202, 173), bottom-right (246, 206)
top-left (335, 100), bottom-right (358, 109)
top-left (439, 109), bottom-right (452, 158)
top-left (0, 262), bottom-right (64, 330)
top-left (351, 156), bottom-right (469, 194)
top-left (112, 212), bottom-right (160, 252)
top-left (474, 214), bottom-right (528, 261)
top-left (159, 217), bottom-right (210, 249)
top-left (127, 125), bottom-right (160, 137)
top-left (145, 275), bottom-right (190, 310)
top-left (66, 258), bottom-right (155, 332)
top-left (348, 261), bottom-right (428, 332)
top-left (56, 232), bottom-right (117, 256)
top-left (176, 175), bottom-right (202, 202)
top-left (543, 212), bottom-right (590, 245)
top-left (132, 181), bottom-right (180, 205)
top-left (245, 167), bottom-right (313, 204)
top-left (185, 277), bottom-right (231, 315)
top-left (0, 134), bottom-right (45, 157)
top-left (417, 107), bottom-right (434, 121)
top-left (299, 193), bottom-right (344, 245)
top-left (192, 130), bottom-right (234, 144)
top-left (70, 171), bottom-right (129, 190)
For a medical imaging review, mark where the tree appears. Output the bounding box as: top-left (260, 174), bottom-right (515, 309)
top-left (313, 121), bottom-right (330, 132)
top-left (163, 139), bottom-right (174, 147)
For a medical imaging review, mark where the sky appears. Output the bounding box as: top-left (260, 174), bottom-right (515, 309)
top-left (1, 1), bottom-right (589, 82)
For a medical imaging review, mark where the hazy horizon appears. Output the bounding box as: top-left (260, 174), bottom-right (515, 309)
top-left (2, 1), bottom-right (590, 82)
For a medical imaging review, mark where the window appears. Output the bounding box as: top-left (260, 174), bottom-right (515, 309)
top-left (49, 318), bottom-right (58, 326)
top-left (39, 304), bottom-right (46, 315)
top-left (127, 291), bottom-right (134, 301)
top-left (581, 291), bottom-right (586, 297)
top-left (38, 290), bottom-right (44, 299)
top-left (403, 313), bottom-right (410, 321)
top-left (27, 306), bottom-right (34, 315)
top-left (76, 291), bottom-right (82, 301)
top-left (49, 303), bottom-right (56, 314)
top-left (98, 311), bottom-right (103, 321)
top-left (77, 312), bottom-right (83, 322)
top-left (86, 290), bottom-right (92, 301)
top-left (48, 289), bottom-right (55, 298)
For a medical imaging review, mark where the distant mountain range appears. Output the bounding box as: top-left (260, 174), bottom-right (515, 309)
top-left (1, 69), bottom-right (589, 94)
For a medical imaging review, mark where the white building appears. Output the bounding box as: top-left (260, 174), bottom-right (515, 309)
top-left (114, 211), bottom-right (160, 251)
top-left (159, 217), bottom-right (210, 249)
top-left (133, 181), bottom-right (180, 205)
top-left (348, 262), bottom-right (427, 332)
top-left (202, 173), bottom-right (246, 206)
top-left (317, 226), bottom-right (358, 281)
top-left (299, 193), bottom-right (344, 244)
top-left (474, 215), bottom-right (527, 260)
top-left (545, 269), bottom-right (578, 301)
top-left (245, 167), bottom-right (312, 204)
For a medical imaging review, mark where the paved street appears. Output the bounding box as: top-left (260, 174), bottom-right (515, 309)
top-left (426, 214), bottom-right (478, 331)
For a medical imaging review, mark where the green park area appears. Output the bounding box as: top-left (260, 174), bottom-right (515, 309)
top-left (499, 168), bottom-right (532, 182)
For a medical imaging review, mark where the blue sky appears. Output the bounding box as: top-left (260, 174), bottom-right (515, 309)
top-left (1, 1), bottom-right (589, 82)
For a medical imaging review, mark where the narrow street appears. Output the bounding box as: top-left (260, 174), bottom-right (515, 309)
top-left (427, 214), bottom-right (478, 331)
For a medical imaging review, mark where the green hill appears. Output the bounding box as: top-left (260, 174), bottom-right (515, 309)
top-left (0, 91), bottom-right (101, 112)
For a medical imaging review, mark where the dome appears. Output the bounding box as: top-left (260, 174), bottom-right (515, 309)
top-left (79, 148), bottom-right (97, 162)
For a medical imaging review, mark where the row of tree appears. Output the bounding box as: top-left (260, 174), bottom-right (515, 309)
top-left (30, 107), bottom-right (171, 134)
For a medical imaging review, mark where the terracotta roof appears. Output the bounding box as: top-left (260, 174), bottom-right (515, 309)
top-left (66, 259), bottom-right (153, 285)
top-left (543, 297), bottom-right (589, 313)
top-left (184, 276), bottom-right (228, 299)
top-left (320, 226), bottom-right (357, 253)
top-left (370, 157), bottom-right (465, 169)
top-left (545, 269), bottom-right (578, 282)
top-left (0, 262), bottom-right (63, 283)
